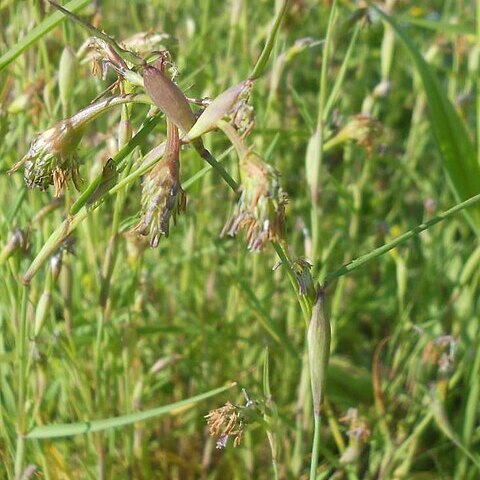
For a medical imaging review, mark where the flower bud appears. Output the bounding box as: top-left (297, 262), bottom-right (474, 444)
top-left (59, 45), bottom-right (78, 112)
top-left (143, 64), bottom-right (196, 134)
top-left (185, 80), bottom-right (252, 141)
top-left (308, 289), bottom-right (331, 416)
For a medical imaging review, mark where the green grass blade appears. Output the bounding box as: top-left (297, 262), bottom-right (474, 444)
top-left (26, 383), bottom-right (236, 439)
top-left (372, 5), bottom-right (480, 231)
top-left (0, 0), bottom-right (90, 72)
top-left (249, 0), bottom-right (290, 80)
top-left (321, 191), bottom-right (480, 284)
top-left (399, 15), bottom-right (474, 37)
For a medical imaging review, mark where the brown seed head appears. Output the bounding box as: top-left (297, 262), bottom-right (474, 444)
top-left (10, 120), bottom-right (83, 197)
top-left (135, 121), bottom-right (185, 247)
top-left (221, 152), bottom-right (287, 252)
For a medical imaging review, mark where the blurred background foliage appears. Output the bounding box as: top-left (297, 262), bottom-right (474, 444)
top-left (0, 0), bottom-right (479, 478)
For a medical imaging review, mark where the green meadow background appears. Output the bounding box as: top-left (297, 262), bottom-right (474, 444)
top-left (0, 0), bottom-right (479, 478)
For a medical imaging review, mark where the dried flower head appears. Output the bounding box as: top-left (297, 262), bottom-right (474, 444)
top-left (205, 402), bottom-right (245, 449)
top-left (11, 94), bottom-right (144, 197)
top-left (221, 152), bottom-right (287, 252)
top-left (293, 257), bottom-right (315, 297)
top-left (135, 121), bottom-right (186, 247)
top-left (10, 120), bottom-right (83, 197)
top-left (324, 114), bottom-right (381, 155)
top-left (0, 228), bottom-right (31, 266)
top-left (205, 392), bottom-right (264, 450)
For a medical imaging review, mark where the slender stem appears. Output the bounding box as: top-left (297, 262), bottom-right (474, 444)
top-left (321, 192), bottom-right (480, 285)
top-left (249, 0), bottom-right (290, 80)
top-left (47, 0), bottom-right (143, 66)
top-left (196, 147), bottom-right (239, 191)
top-left (14, 287), bottom-right (29, 480)
top-left (272, 241), bottom-right (311, 324)
top-left (476, 0), bottom-right (480, 166)
top-left (309, 413), bottom-right (321, 480)
top-left (311, 0), bottom-right (337, 264)
top-left (70, 115), bottom-right (160, 216)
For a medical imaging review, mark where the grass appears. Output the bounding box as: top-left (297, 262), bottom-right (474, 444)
top-left (1, 0), bottom-right (480, 479)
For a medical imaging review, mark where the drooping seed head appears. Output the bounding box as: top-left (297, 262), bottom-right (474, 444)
top-left (10, 94), bottom-right (144, 196)
top-left (10, 120), bottom-right (83, 197)
top-left (135, 121), bottom-right (186, 247)
top-left (221, 152), bottom-right (287, 252)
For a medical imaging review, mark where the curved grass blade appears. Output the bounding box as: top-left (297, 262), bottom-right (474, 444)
top-left (0, 0), bottom-right (90, 72)
top-left (372, 5), bottom-right (480, 232)
top-left (399, 15), bottom-right (474, 37)
top-left (26, 383), bottom-right (236, 439)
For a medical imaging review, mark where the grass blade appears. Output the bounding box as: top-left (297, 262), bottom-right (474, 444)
top-left (372, 5), bottom-right (480, 231)
top-left (26, 383), bottom-right (236, 439)
top-left (0, 0), bottom-right (90, 71)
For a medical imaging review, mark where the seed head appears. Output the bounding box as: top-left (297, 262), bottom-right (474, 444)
top-left (11, 94), bottom-right (142, 196)
top-left (205, 402), bottom-right (245, 449)
top-left (324, 114), bottom-right (381, 154)
top-left (10, 120), bottom-right (83, 197)
top-left (135, 121), bottom-right (185, 247)
top-left (221, 152), bottom-right (287, 252)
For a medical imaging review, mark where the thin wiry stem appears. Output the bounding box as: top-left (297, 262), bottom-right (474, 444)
top-left (321, 192), bottom-right (480, 285)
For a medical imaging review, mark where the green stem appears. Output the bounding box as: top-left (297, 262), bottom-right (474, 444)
top-left (71, 115), bottom-right (160, 215)
top-left (309, 413), bottom-right (321, 480)
top-left (249, 0), bottom-right (290, 80)
top-left (47, 0), bottom-right (143, 67)
top-left (196, 147), bottom-right (239, 191)
top-left (321, 192), bottom-right (480, 285)
top-left (476, 0), bottom-right (480, 166)
top-left (272, 241), bottom-right (311, 324)
top-left (14, 287), bottom-right (29, 480)
top-left (311, 0), bottom-right (337, 264)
